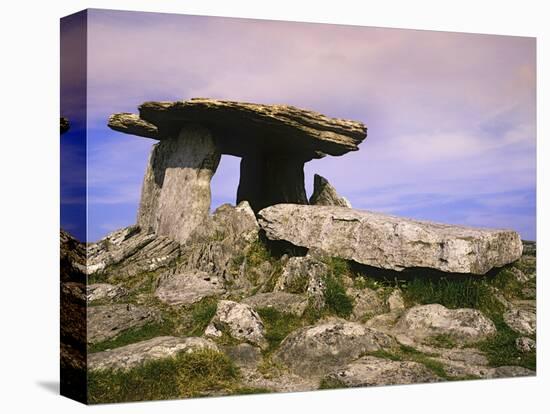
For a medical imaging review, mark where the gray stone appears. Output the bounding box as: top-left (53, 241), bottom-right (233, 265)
top-left (87, 226), bottom-right (180, 277)
top-left (87, 304), bottom-right (161, 344)
top-left (309, 174), bottom-right (351, 208)
top-left (489, 366), bottom-right (535, 378)
top-left (503, 308), bottom-right (536, 335)
top-left (276, 255), bottom-right (328, 308)
top-left (241, 292), bottom-right (309, 316)
top-left (346, 287), bottom-right (384, 321)
top-left (394, 304), bottom-right (496, 344)
top-left (222, 344), bottom-right (262, 369)
top-left (87, 283), bottom-right (128, 302)
top-left (324, 356), bottom-right (440, 387)
top-left (515, 337), bottom-right (536, 353)
top-left (154, 270), bottom-right (225, 305)
top-left (205, 300), bottom-right (268, 349)
top-left (258, 204), bottom-right (523, 274)
top-left (387, 289), bottom-right (406, 311)
top-left (88, 336), bottom-right (218, 371)
top-left (137, 124), bottom-right (221, 244)
top-left (274, 320), bottom-right (396, 376)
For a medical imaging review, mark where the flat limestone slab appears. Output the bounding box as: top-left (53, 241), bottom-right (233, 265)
top-left (258, 204), bottom-right (523, 274)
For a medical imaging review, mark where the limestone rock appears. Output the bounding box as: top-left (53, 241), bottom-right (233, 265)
top-left (88, 336), bottom-right (218, 371)
top-left (274, 320), bottom-right (396, 376)
top-left (222, 344), bottom-right (262, 369)
top-left (137, 125), bottom-right (221, 244)
top-left (242, 292), bottom-right (309, 317)
top-left (324, 356), bottom-right (440, 387)
top-left (87, 304), bottom-right (161, 344)
top-left (489, 366), bottom-right (535, 378)
top-left (179, 201), bottom-right (261, 289)
top-left (154, 270), bottom-right (225, 305)
top-left (205, 300), bottom-right (267, 349)
top-left (60, 230), bottom-right (86, 283)
top-left (387, 289), bottom-right (406, 311)
top-left (394, 304), bottom-right (496, 344)
top-left (276, 255), bottom-right (327, 308)
top-left (309, 174), bottom-right (351, 208)
top-left (87, 226), bottom-right (180, 277)
top-left (503, 308), bottom-right (536, 335)
top-left (87, 283), bottom-right (128, 302)
top-left (110, 98), bottom-right (367, 158)
top-left (258, 204), bottom-right (523, 274)
top-left (346, 287), bottom-right (384, 321)
top-left (515, 337), bottom-right (536, 353)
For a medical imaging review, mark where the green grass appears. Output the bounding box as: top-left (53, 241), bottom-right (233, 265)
top-left (318, 377), bottom-right (347, 390)
top-left (476, 316), bottom-right (536, 370)
top-left (256, 307), bottom-right (303, 353)
top-left (184, 298), bottom-right (218, 337)
top-left (323, 273), bottom-right (354, 318)
top-left (88, 349), bottom-right (239, 403)
top-left (424, 334), bottom-right (459, 349)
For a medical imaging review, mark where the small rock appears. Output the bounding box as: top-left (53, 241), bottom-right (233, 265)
top-left (346, 287), bottom-right (384, 320)
top-left (87, 304), bottom-right (161, 344)
top-left (274, 320), bottom-right (395, 376)
top-left (87, 283), bottom-right (128, 302)
top-left (205, 300), bottom-right (268, 349)
top-left (387, 289), bottom-right (405, 311)
top-left (504, 309), bottom-right (536, 335)
top-left (222, 343), bottom-right (262, 369)
top-left (242, 292), bottom-right (308, 317)
top-left (88, 336), bottom-right (218, 371)
top-left (309, 174), bottom-right (351, 208)
top-left (276, 255), bottom-right (327, 308)
top-left (324, 356), bottom-right (440, 387)
top-left (394, 304), bottom-right (496, 344)
top-left (155, 270), bottom-right (225, 305)
top-left (515, 337), bottom-right (536, 353)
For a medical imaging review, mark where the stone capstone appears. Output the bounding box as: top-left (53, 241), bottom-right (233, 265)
top-left (309, 174), bottom-right (351, 208)
top-left (154, 270), bottom-right (225, 305)
top-left (204, 300), bottom-right (268, 349)
top-left (88, 336), bottom-right (219, 371)
top-left (258, 204), bottom-right (523, 275)
top-left (87, 304), bottom-right (161, 344)
top-left (274, 320), bottom-right (395, 376)
top-left (324, 356), bottom-right (440, 387)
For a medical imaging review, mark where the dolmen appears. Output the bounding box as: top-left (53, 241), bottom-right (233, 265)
top-left (108, 98), bottom-right (522, 274)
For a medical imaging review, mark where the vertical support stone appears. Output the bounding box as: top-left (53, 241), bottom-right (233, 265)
top-left (237, 153), bottom-right (308, 212)
top-left (137, 124), bottom-right (221, 244)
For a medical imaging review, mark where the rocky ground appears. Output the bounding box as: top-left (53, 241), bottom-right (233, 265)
top-left (61, 202), bottom-right (536, 404)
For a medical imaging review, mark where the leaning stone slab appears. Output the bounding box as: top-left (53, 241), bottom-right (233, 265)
top-left (324, 356), bottom-right (440, 387)
top-left (274, 320), bottom-right (396, 376)
top-left (87, 304), bottom-right (161, 345)
top-left (309, 174), bottom-right (351, 208)
top-left (258, 204), bottom-right (523, 274)
top-left (88, 336), bottom-right (219, 371)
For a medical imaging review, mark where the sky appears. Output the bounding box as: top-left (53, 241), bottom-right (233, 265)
top-left (62, 9), bottom-right (536, 242)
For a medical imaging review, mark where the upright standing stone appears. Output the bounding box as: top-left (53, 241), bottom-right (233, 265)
top-left (309, 174), bottom-right (351, 208)
top-left (137, 124), bottom-right (221, 244)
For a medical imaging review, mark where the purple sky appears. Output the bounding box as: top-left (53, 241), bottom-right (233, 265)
top-left (83, 9), bottom-right (536, 242)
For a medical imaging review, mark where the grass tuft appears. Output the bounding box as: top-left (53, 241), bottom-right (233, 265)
top-left (256, 307), bottom-right (302, 353)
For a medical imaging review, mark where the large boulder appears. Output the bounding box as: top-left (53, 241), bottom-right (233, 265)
top-left (87, 304), bottom-right (161, 344)
top-left (309, 174), bottom-right (351, 208)
top-left (394, 304), bottom-right (496, 344)
top-left (87, 226), bottom-right (180, 277)
top-left (204, 300), bottom-right (268, 349)
top-left (154, 270), bottom-right (225, 305)
top-left (323, 356), bottom-right (440, 387)
top-left (258, 204), bottom-right (523, 275)
top-left (274, 320), bottom-right (395, 376)
top-left (88, 336), bottom-right (218, 371)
